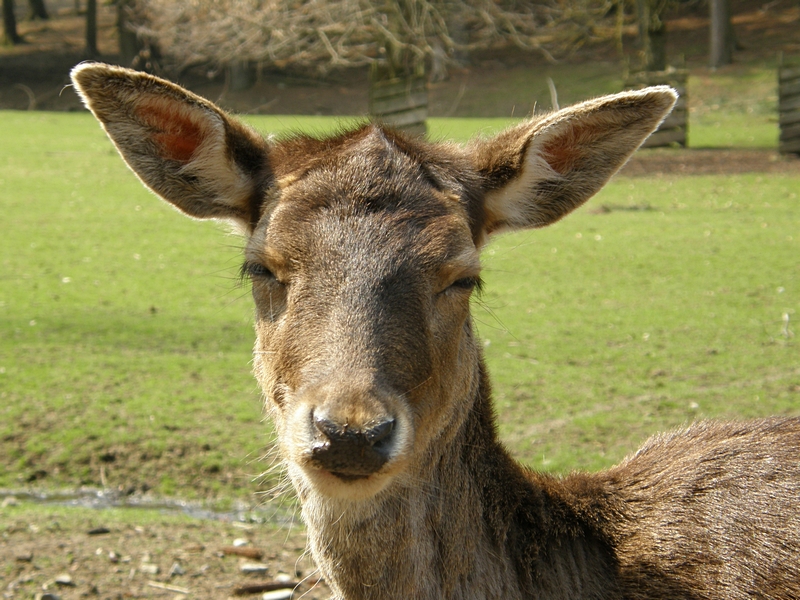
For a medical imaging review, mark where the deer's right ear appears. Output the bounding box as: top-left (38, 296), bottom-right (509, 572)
top-left (71, 63), bottom-right (273, 231)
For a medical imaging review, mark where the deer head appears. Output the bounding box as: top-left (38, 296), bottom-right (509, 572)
top-left (71, 63), bottom-right (676, 505)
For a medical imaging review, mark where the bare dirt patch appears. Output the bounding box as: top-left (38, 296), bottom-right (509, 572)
top-left (621, 148), bottom-right (800, 176)
top-left (1, 501), bottom-right (331, 599)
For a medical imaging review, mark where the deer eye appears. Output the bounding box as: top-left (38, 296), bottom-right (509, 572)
top-left (241, 261), bottom-right (277, 282)
top-left (448, 276), bottom-right (482, 293)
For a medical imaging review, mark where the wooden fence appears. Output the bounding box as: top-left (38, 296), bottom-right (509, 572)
top-left (625, 69), bottom-right (688, 148)
top-left (369, 69), bottom-right (428, 136)
top-left (779, 59), bottom-right (800, 155)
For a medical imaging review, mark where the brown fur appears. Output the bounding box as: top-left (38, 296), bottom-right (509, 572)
top-left (71, 63), bottom-right (800, 600)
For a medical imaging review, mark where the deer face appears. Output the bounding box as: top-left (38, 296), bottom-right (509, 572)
top-left (246, 129), bottom-right (484, 498)
top-left (71, 63), bottom-right (676, 502)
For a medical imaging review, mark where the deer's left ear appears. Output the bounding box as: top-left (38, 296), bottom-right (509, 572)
top-left (470, 87), bottom-right (677, 235)
top-left (71, 63), bottom-right (272, 231)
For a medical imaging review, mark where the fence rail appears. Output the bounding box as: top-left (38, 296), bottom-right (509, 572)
top-left (369, 71), bottom-right (428, 136)
top-left (779, 62), bottom-right (800, 155)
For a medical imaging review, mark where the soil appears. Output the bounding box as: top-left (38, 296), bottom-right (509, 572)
top-left (1, 1), bottom-right (799, 598)
top-left (1, 498), bottom-right (331, 599)
top-left (620, 147), bottom-right (800, 176)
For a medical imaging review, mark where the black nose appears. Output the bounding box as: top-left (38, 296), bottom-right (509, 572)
top-left (311, 414), bottom-right (396, 480)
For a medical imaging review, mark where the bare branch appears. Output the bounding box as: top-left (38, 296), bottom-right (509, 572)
top-left (136, 0), bottom-right (618, 76)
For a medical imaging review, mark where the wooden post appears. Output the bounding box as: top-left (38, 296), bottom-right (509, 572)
top-left (778, 54), bottom-right (800, 155)
top-left (625, 67), bottom-right (688, 148)
top-left (227, 60), bottom-right (255, 92)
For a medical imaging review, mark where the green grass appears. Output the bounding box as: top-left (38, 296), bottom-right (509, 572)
top-left (687, 65), bottom-right (780, 148)
top-left (435, 61), bottom-right (626, 120)
top-left (429, 59), bottom-right (781, 147)
top-left (0, 112), bottom-right (270, 499)
top-left (478, 174), bottom-right (799, 472)
top-left (688, 110), bottom-right (778, 148)
top-left (1, 109), bottom-right (797, 504)
top-left (0, 498), bottom-right (214, 530)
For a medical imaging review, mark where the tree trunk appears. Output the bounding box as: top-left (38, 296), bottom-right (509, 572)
top-left (648, 18), bottom-right (667, 71)
top-left (27, 0), bottom-right (47, 20)
top-left (636, 0), bottom-right (649, 49)
top-left (3, 0), bottom-right (22, 44)
top-left (85, 0), bottom-right (97, 56)
top-left (636, 0), bottom-right (667, 71)
top-left (709, 0), bottom-right (734, 68)
top-left (117, 0), bottom-right (140, 67)
top-left (637, 0), bottom-right (667, 71)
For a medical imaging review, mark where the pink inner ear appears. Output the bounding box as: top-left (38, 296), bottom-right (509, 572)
top-left (539, 122), bottom-right (595, 175)
top-left (136, 102), bottom-right (205, 163)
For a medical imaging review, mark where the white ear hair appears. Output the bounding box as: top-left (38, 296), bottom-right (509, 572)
top-left (483, 148), bottom-right (565, 234)
top-left (71, 63), bottom-right (272, 231)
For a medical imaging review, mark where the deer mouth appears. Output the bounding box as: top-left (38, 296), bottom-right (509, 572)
top-left (327, 472), bottom-right (368, 482)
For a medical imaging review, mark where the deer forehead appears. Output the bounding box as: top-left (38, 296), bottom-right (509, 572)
top-left (247, 133), bottom-right (481, 285)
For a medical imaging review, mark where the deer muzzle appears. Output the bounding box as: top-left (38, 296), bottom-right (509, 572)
top-left (310, 412), bottom-right (397, 480)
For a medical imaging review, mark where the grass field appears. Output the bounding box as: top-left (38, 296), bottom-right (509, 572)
top-left (1, 94), bottom-right (798, 503)
top-left (479, 173), bottom-right (799, 471)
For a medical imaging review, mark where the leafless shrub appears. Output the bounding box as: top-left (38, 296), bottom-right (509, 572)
top-left (135, 0), bottom-right (616, 77)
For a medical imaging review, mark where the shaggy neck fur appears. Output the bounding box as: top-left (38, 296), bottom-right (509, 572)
top-left (300, 361), bottom-right (620, 600)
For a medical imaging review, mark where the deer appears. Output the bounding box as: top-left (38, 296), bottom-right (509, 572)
top-left (70, 63), bottom-right (800, 600)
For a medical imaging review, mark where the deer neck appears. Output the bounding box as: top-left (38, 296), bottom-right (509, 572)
top-left (298, 361), bottom-right (526, 599)
top-left (299, 359), bottom-right (619, 600)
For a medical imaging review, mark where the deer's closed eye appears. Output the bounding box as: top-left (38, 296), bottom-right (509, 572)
top-left (448, 276), bottom-right (482, 293)
top-left (241, 261), bottom-right (278, 283)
